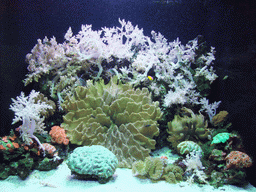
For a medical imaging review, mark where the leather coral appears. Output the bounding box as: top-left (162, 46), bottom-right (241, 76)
top-left (61, 76), bottom-right (162, 168)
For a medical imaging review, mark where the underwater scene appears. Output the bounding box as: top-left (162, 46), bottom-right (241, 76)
top-left (1, 0), bottom-right (256, 192)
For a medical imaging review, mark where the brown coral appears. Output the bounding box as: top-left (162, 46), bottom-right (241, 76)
top-left (212, 111), bottom-right (228, 127)
top-left (225, 151), bottom-right (252, 169)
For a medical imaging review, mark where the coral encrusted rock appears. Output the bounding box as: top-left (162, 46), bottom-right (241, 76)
top-left (61, 76), bottom-right (162, 168)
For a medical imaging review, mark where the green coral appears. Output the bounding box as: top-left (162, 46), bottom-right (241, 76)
top-left (61, 76), bottom-right (163, 168)
top-left (132, 157), bottom-right (184, 183)
top-left (211, 132), bottom-right (230, 145)
top-left (177, 141), bottom-right (203, 156)
top-left (162, 164), bottom-right (184, 183)
top-left (167, 107), bottom-right (211, 148)
top-left (132, 157), bottom-right (165, 181)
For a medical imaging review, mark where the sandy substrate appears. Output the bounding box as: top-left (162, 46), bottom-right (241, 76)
top-left (0, 161), bottom-right (255, 192)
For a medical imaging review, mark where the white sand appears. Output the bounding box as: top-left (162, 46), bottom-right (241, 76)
top-left (0, 161), bottom-right (255, 192)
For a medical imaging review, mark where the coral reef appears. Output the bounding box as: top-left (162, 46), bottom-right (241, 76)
top-left (67, 145), bottom-right (118, 184)
top-left (0, 129), bottom-right (63, 180)
top-left (7, 19), bottom-right (251, 189)
top-left (61, 76), bottom-right (162, 168)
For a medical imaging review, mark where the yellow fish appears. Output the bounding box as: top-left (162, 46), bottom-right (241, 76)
top-left (147, 76), bottom-right (154, 81)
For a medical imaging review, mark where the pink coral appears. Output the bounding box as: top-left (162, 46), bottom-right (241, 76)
top-left (225, 151), bottom-right (252, 169)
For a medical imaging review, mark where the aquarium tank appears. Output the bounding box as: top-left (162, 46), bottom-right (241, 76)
top-left (0, 0), bottom-right (256, 191)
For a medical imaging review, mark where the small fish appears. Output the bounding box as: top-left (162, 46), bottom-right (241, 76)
top-left (160, 156), bottom-right (168, 159)
top-left (223, 75), bottom-right (229, 80)
top-left (144, 124), bottom-right (151, 127)
top-left (147, 76), bottom-right (154, 81)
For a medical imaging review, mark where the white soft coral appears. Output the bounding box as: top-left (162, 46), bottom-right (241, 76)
top-left (182, 150), bottom-right (209, 184)
top-left (10, 90), bottom-right (52, 148)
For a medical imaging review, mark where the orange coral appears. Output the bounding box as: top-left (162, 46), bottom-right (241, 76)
top-left (0, 145), bottom-right (6, 150)
top-left (49, 126), bottom-right (69, 145)
top-left (12, 142), bottom-right (20, 149)
top-left (42, 143), bottom-right (58, 156)
top-left (6, 143), bottom-right (11, 148)
top-left (9, 135), bottom-right (17, 141)
top-left (23, 145), bottom-right (29, 150)
top-left (225, 151), bottom-right (253, 169)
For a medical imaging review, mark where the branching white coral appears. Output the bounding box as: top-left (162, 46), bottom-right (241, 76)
top-left (10, 90), bottom-right (52, 148)
top-left (199, 98), bottom-right (221, 123)
top-left (163, 79), bottom-right (199, 107)
top-left (24, 19), bottom-right (219, 110)
top-left (183, 150), bottom-right (209, 184)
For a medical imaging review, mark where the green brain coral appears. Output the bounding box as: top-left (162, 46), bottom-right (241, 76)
top-left (177, 140), bottom-right (203, 156)
top-left (61, 76), bottom-right (162, 168)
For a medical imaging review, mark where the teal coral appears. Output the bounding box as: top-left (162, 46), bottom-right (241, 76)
top-left (67, 145), bottom-right (118, 183)
top-left (61, 76), bottom-right (163, 168)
